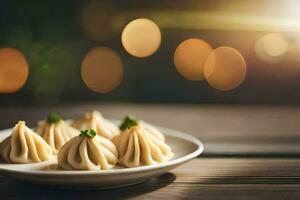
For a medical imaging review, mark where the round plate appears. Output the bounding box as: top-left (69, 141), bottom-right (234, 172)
top-left (0, 125), bottom-right (204, 189)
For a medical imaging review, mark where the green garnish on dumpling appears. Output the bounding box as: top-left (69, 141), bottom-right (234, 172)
top-left (47, 112), bottom-right (62, 124)
top-left (79, 129), bottom-right (97, 138)
top-left (119, 116), bottom-right (138, 131)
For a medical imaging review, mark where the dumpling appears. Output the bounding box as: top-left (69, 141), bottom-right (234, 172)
top-left (57, 129), bottom-right (118, 170)
top-left (0, 121), bottom-right (53, 164)
top-left (113, 117), bottom-right (174, 168)
top-left (35, 112), bottom-right (79, 154)
top-left (72, 111), bottom-right (119, 140)
top-left (117, 117), bottom-right (165, 142)
top-left (139, 121), bottom-right (165, 141)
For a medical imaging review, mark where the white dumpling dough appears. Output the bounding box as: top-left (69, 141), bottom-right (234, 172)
top-left (113, 124), bottom-right (174, 168)
top-left (72, 111), bottom-right (119, 140)
top-left (0, 121), bottom-right (53, 164)
top-left (57, 135), bottom-right (118, 170)
top-left (139, 121), bottom-right (165, 141)
top-left (35, 120), bottom-right (79, 154)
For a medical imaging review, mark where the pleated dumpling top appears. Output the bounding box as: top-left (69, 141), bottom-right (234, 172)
top-left (57, 129), bottom-right (118, 170)
top-left (72, 111), bottom-right (119, 140)
top-left (0, 121), bottom-right (53, 164)
top-left (113, 117), bottom-right (174, 168)
top-left (139, 121), bottom-right (165, 141)
top-left (35, 112), bottom-right (79, 154)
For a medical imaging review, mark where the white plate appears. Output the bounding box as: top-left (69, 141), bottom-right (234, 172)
top-left (0, 125), bottom-right (203, 189)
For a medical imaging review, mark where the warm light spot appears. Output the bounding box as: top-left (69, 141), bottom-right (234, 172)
top-left (255, 33), bottom-right (288, 61)
top-left (262, 34), bottom-right (288, 57)
top-left (0, 48), bottom-right (29, 93)
top-left (174, 38), bottom-right (213, 80)
top-left (81, 0), bottom-right (115, 41)
top-left (81, 47), bottom-right (123, 93)
top-left (204, 47), bottom-right (247, 91)
top-left (121, 18), bottom-right (161, 57)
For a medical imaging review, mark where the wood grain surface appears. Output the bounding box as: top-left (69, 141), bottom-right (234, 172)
top-left (0, 158), bottom-right (299, 200)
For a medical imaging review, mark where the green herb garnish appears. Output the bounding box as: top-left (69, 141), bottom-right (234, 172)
top-left (119, 116), bottom-right (138, 131)
top-left (47, 112), bottom-right (62, 123)
top-left (79, 129), bottom-right (97, 138)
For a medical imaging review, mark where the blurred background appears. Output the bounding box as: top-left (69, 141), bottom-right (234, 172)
top-left (1, 0), bottom-right (300, 105)
top-left (1, 0), bottom-right (300, 155)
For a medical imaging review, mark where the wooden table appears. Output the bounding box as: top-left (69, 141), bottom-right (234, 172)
top-left (0, 158), bottom-right (299, 199)
top-left (0, 103), bottom-right (300, 199)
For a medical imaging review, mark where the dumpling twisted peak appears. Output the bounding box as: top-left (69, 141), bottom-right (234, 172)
top-left (57, 129), bottom-right (118, 170)
top-left (0, 121), bottom-right (53, 164)
top-left (119, 116), bottom-right (165, 141)
top-left (35, 114), bottom-right (79, 154)
top-left (72, 111), bottom-right (119, 140)
top-left (113, 124), bottom-right (174, 168)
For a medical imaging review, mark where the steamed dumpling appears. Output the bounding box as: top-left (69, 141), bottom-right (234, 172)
top-left (35, 112), bottom-right (79, 154)
top-left (0, 121), bottom-right (53, 164)
top-left (113, 119), bottom-right (174, 168)
top-left (57, 129), bottom-right (118, 170)
top-left (139, 121), bottom-right (165, 141)
top-left (72, 111), bottom-right (119, 140)
top-left (118, 116), bottom-right (165, 141)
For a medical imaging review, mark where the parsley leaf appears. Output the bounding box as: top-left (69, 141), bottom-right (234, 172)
top-left (80, 129), bottom-right (97, 138)
top-left (47, 112), bottom-right (62, 123)
top-left (119, 116), bottom-right (138, 131)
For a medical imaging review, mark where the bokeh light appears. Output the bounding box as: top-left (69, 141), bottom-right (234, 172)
top-left (81, 0), bottom-right (115, 41)
top-left (81, 47), bottom-right (124, 93)
top-left (121, 18), bottom-right (161, 57)
top-left (174, 38), bottom-right (213, 80)
top-left (204, 47), bottom-right (247, 91)
top-left (255, 33), bottom-right (288, 61)
top-left (0, 48), bottom-right (29, 93)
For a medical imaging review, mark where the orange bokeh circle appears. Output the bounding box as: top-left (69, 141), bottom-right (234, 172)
top-left (0, 48), bottom-right (29, 93)
top-left (81, 47), bottom-right (124, 93)
top-left (204, 46), bottom-right (247, 91)
top-left (174, 39), bottom-right (213, 80)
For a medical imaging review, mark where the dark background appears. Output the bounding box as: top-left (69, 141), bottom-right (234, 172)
top-left (1, 0), bottom-right (300, 105)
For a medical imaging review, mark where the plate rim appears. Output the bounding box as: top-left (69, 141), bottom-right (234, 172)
top-left (0, 124), bottom-right (204, 176)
